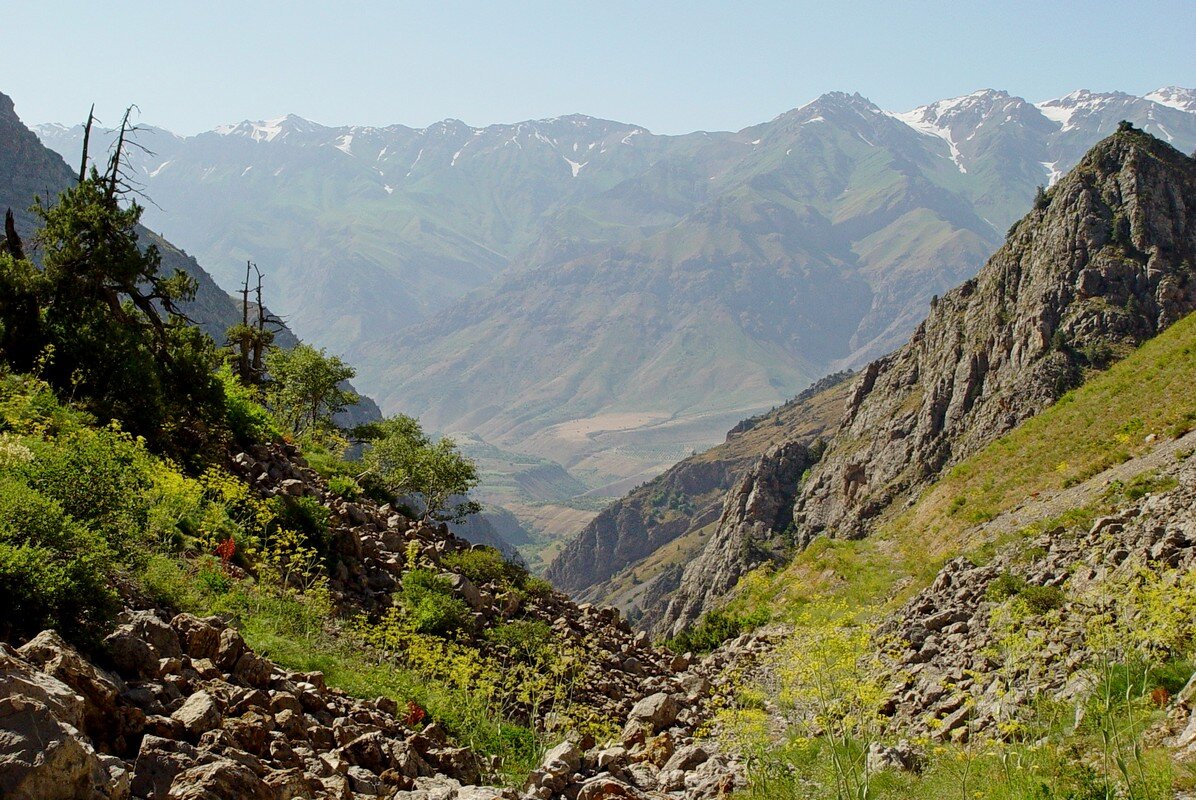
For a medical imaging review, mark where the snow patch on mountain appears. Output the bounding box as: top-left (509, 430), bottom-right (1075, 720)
top-left (563, 157), bottom-right (587, 177)
top-left (1144, 86), bottom-right (1196, 114)
top-left (891, 108), bottom-right (968, 173)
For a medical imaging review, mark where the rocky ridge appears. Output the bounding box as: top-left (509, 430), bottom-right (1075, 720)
top-left (651, 127), bottom-right (1196, 635)
top-left (546, 372), bottom-right (851, 622)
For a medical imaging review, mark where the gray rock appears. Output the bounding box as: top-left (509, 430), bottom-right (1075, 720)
top-left (627, 692), bottom-right (679, 732)
top-left (0, 693), bottom-right (110, 800)
top-left (171, 691), bottom-right (222, 736)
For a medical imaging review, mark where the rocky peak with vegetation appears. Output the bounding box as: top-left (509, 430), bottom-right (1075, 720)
top-left (795, 125), bottom-right (1196, 545)
top-left (647, 126), bottom-right (1196, 637)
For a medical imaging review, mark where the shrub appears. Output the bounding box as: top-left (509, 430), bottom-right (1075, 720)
top-left (24, 426), bottom-right (151, 557)
top-left (215, 364), bottom-right (280, 446)
top-left (400, 569), bottom-right (468, 635)
top-left (987, 572), bottom-right (1027, 602)
top-left (520, 575), bottom-right (555, 600)
top-left (667, 607), bottom-right (770, 654)
top-left (0, 477), bottom-right (118, 639)
top-left (485, 620), bottom-right (554, 661)
top-left (1021, 584), bottom-right (1065, 614)
top-left (327, 475), bottom-right (361, 500)
top-left (442, 547), bottom-right (519, 587)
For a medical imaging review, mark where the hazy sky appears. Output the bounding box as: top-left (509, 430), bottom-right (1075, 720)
top-left (5, 1), bottom-right (1192, 135)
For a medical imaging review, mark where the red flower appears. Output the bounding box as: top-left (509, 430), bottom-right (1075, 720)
top-left (215, 537), bottom-right (236, 565)
top-left (403, 700), bottom-right (426, 727)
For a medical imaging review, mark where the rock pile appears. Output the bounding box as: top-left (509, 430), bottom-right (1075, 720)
top-left (881, 452), bottom-right (1196, 740)
top-left (1, 614), bottom-right (505, 799)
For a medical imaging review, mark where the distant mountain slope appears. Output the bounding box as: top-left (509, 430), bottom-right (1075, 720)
top-left (34, 87), bottom-right (1196, 491)
top-left (650, 127), bottom-right (1196, 635)
top-left (0, 91), bottom-right (381, 427)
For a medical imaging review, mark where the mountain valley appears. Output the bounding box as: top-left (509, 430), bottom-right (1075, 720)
top-left (34, 88), bottom-right (1196, 555)
top-left (3, 55), bottom-right (1196, 799)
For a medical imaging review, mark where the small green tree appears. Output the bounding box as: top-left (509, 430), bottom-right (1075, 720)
top-left (264, 344), bottom-right (357, 438)
top-left (361, 415), bottom-right (480, 522)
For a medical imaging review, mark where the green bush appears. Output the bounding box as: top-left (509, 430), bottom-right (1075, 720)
top-left (268, 494), bottom-right (332, 566)
top-left (485, 620), bottom-right (554, 661)
top-left (400, 569), bottom-right (468, 635)
top-left (215, 364), bottom-right (280, 446)
top-left (1021, 584), bottom-right (1065, 615)
top-left (986, 572), bottom-right (1027, 602)
top-left (666, 607), bottom-right (770, 654)
top-left (520, 575), bottom-right (555, 600)
top-left (23, 426), bottom-right (151, 558)
top-left (327, 475), bottom-right (361, 500)
top-left (442, 547), bottom-right (519, 587)
top-left (0, 477), bottom-right (118, 639)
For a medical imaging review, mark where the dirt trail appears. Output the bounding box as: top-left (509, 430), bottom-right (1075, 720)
top-left (978, 428), bottom-right (1196, 539)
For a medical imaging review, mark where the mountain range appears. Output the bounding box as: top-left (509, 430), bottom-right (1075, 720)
top-left (552, 123), bottom-right (1196, 633)
top-left (34, 87), bottom-right (1196, 547)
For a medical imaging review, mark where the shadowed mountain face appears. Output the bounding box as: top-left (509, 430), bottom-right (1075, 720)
top-left (35, 88), bottom-right (1196, 494)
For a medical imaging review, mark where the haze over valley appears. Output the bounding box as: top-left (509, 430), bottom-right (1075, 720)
top-left (35, 87), bottom-right (1196, 559)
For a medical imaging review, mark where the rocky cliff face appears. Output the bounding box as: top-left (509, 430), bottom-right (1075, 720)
top-left (653, 128), bottom-right (1196, 635)
top-left (651, 440), bottom-right (819, 635)
top-left (795, 128), bottom-right (1196, 545)
top-left (545, 458), bottom-right (746, 596)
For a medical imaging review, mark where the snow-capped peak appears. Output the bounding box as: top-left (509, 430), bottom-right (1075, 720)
top-left (888, 90), bottom-right (1019, 174)
top-left (1034, 90), bottom-right (1130, 131)
top-left (213, 114), bottom-right (321, 143)
top-left (1144, 86), bottom-right (1196, 114)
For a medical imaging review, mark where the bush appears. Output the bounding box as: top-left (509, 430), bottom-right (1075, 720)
top-left (0, 477), bottom-right (118, 640)
top-left (216, 364), bottom-right (280, 446)
top-left (987, 572), bottom-right (1027, 602)
top-left (667, 608), bottom-right (770, 654)
top-left (1021, 584), bottom-right (1065, 614)
top-left (400, 569), bottom-right (468, 635)
top-left (24, 426), bottom-right (151, 558)
top-left (520, 575), bottom-right (555, 600)
top-left (327, 475), bottom-right (361, 500)
top-left (442, 547), bottom-right (519, 587)
top-left (485, 620), bottom-right (554, 661)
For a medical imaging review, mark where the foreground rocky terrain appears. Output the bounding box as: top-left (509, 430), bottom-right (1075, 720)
top-left (0, 439), bottom-right (768, 799)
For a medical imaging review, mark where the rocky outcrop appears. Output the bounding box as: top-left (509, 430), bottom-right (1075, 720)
top-left (547, 372), bottom-right (851, 622)
top-left (652, 440), bottom-right (819, 636)
top-left (794, 128), bottom-right (1196, 545)
top-left (546, 458), bottom-right (747, 596)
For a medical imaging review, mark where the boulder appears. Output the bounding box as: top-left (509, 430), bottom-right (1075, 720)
top-left (17, 630), bottom-right (125, 744)
top-left (0, 693), bottom-right (110, 800)
top-left (171, 691), bottom-right (222, 737)
top-left (627, 692), bottom-right (679, 733)
top-left (166, 758), bottom-right (273, 800)
top-left (170, 615), bottom-right (222, 662)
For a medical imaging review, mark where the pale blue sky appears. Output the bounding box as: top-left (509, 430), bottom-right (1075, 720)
top-left (5, 1), bottom-right (1192, 134)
